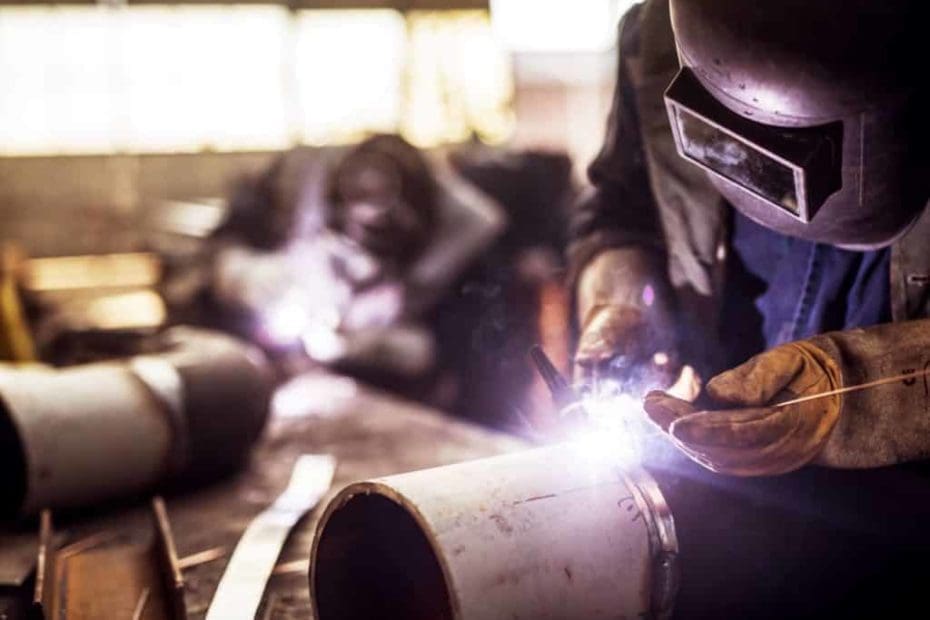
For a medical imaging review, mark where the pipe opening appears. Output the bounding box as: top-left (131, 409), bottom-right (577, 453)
top-left (312, 492), bottom-right (453, 620)
top-left (0, 396), bottom-right (26, 517)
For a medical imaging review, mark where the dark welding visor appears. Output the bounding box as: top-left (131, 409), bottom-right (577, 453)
top-left (664, 68), bottom-right (842, 223)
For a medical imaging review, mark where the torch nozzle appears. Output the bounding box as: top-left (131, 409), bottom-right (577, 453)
top-left (529, 345), bottom-right (577, 410)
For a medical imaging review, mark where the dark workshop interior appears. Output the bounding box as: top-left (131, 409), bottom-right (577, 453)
top-left (0, 1), bottom-right (928, 618)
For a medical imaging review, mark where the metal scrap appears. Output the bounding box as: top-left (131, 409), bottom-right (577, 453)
top-left (32, 498), bottom-right (186, 620)
top-left (205, 454), bottom-right (335, 620)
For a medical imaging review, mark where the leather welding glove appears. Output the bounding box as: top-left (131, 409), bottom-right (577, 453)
top-left (574, 247), bottom-right (680, 392)
top-left (644, 319), bottom-right (930, 476)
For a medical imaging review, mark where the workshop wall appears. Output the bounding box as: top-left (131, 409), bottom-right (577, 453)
top-left (0, 153), bottom-right (275, 256)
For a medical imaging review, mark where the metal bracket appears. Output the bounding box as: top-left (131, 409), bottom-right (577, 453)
top-left (32, 497), bottom-right (186, 620)
top-left (623, 466), bottom-right (680, 620)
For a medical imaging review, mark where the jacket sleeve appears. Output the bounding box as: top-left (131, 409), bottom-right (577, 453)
top-left (567, 4), bottom-right (667, 290)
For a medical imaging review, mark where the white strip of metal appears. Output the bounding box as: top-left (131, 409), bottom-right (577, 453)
top-left (205, 454), bottom-right (336, 620)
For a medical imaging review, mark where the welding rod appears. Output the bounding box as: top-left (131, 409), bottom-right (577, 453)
top-left (528, 345), bottom-right (577, 409)
top-left (775, 368), bottom-right (930, 408)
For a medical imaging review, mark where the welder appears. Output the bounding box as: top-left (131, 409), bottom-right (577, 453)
top-left (206, 135), bottom-right (523, 422)
top-left (323, 135), bottom-right (503, 334)
top-left (570, 0), bottom-right (928, 475)
top-left (206, 135), bottom-right (504, 374)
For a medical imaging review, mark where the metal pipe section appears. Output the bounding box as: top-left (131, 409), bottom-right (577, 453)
top-left (0, 327), bottom-right (272, 516)
top-left (308, 444), bottom-right (930, 618)
top-left (309, 444), bottom-right (677, 620)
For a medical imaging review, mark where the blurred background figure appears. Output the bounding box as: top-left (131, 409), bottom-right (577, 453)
top-left (0, 2), bottom-right (628, 434)
top-left (175, 135), bottom-right (573, 430)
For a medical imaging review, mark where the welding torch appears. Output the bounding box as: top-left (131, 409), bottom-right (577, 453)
top-left (528, 345), bottom-right (599, 427)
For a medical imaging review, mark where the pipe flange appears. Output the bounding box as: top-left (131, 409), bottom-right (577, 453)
top-left (622, 466), bottom-right (679, 620)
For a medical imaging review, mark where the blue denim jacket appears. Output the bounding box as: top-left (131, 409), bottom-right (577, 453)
top-left (719, 211), bottom-right (891, 368)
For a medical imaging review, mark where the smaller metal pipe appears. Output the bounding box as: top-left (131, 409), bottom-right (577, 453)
top-left (0, 327), bottom-right (272, 516)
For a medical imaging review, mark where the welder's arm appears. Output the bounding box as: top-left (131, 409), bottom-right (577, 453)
top-left (574, 248), bottom-right (678, 389)
top-left (569, 8), bottom-right (676, 388)
top-left (403, 167), bottom-right (506, 320)
top-left (566, 6), bottom-right (664, 290)
top-left (644, 319), bottom-right (930, 475)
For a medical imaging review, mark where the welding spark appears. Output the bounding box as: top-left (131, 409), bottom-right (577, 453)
top-left (263, 297), bottom-right (347, 362)
top-left (263, 298), bottom-right (311, 343)
top-left (257, 239), bottom-right (350, 347)
top-left (529, 345), bottom-right (679, 469)
top-left (302, 323), bottom-right (346, 362)
top-left (567, 380), bottom-right (660, 469)
top-left (261, 274), bottom-right (344, 356)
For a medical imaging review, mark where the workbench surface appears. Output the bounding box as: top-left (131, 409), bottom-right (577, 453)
top-left (1, 372), bottom-right (526, 619)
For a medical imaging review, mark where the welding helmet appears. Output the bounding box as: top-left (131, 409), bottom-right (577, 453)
top-left (327, 135), bottom-right (438, 266)
top-left (664, 0), bottom-right (927, 248)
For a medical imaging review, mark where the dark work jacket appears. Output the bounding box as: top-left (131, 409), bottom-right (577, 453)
top-left (568, 0), bottom-right (930, 372)
top-left (568, 8), bottom-right (930, 620)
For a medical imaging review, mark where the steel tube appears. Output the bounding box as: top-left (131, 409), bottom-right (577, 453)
top-left (309, 436), bottom-right (930, 618)
top-left (0, 327), bottom-right (272, 516)
top-left (310, 443), bottom-right (677, 620)
top-left (0, 363), bottom-right (172, 516)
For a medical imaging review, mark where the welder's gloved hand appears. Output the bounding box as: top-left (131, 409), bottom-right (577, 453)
top-left (644, 340), bottom-right (841, 475)
top-left (573, 248), bottom-right (680, 395)
top-left (575, 304), bottom-right (680, 390)
top-left (644, 320), bottom-right (930, 476)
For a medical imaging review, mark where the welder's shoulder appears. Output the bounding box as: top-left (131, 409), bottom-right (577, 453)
top-left (438, 163), bottom-right (506, 250)
top-left (617, 0), bottom-right (646, 56)
top-left (402, 160), bottom-right (506, 297)
top-left (435, 162), bottom-right (507, 242)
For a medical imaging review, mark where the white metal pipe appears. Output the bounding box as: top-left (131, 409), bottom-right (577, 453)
top-left (0, 363), bottom-right (172, 516)
top-left (310, 443), bottom-right (678, 620)
top-left (0, 327), bottom-right (272, 516)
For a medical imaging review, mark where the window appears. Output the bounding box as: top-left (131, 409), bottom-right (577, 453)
top-left (404, 11), bottom-right (514, 146)
top-left (294, 10), bottom-right (406, 145)
top-left (121, 6), bottom-right (291, 152)
top-left (490, 0), bottom-right (630, 53)
top-left (0, 6), bottom-right (513, 156)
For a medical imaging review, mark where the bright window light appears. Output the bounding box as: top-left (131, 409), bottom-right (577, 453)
top-left (0, 6), bottom-right (515, 155)
top-left (0, 5), bottom-right (290, 155)
top-left (0, 7), bottom-right (121, 154)
top-left (403, 11), bottom-right (514, 147)
top-left (294, 10), bottom-right (406, 145)
top-left (121, 6), bottom-right (291, 152)
top-left (490, 0), bottom-right (633, 53)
